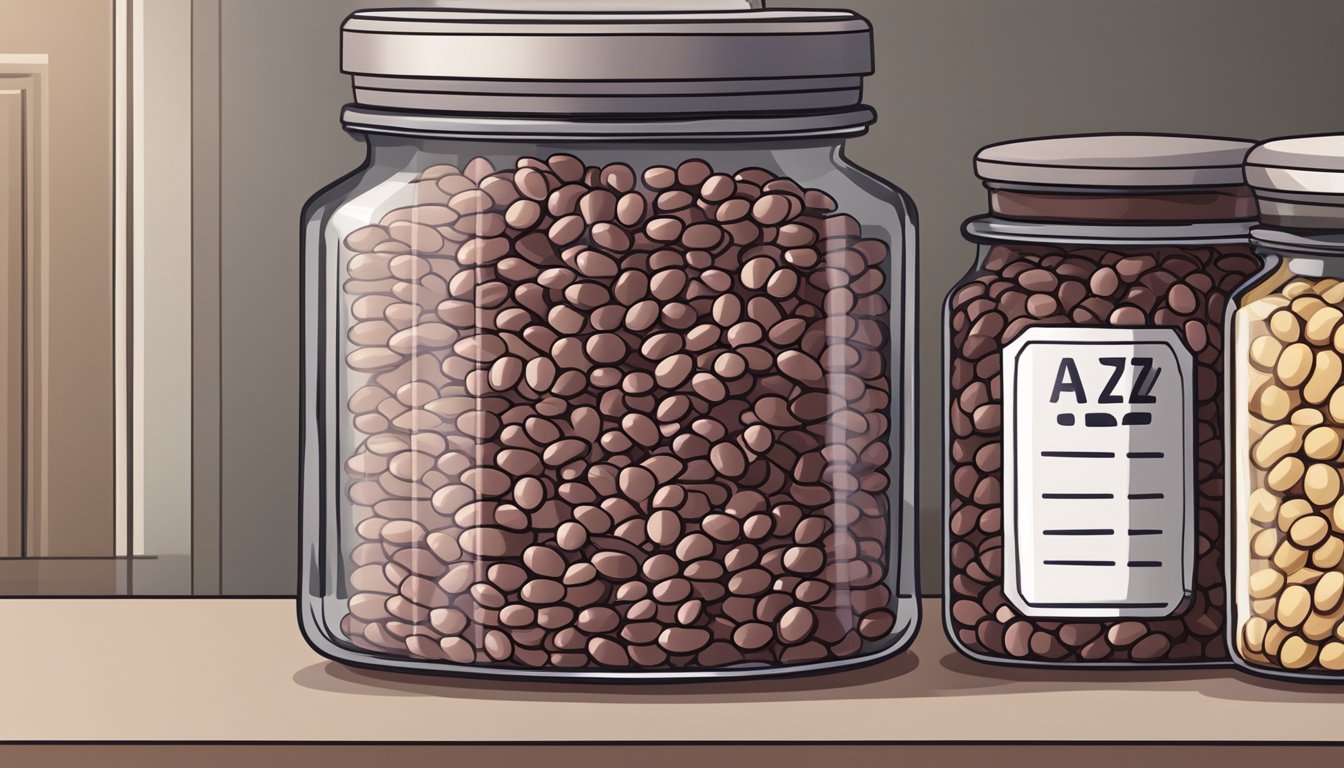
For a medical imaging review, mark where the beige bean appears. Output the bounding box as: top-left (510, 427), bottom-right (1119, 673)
top-left (1279, 585), bottom-right (1313, 628)
top-left (1313, 535), bottom-right (1344, 569)
top-left (1304, 426), bottom-right (1343, 460)
top-left (1280, 636), bottom-right (1319, 670)
top-left (1307, 306), bottom-right (1344, 344)
top-left (1250, 568), bottom-right (1285, 599)
top-left (1302, 604), bottom-right (1342, 640)
top-left (1252, 424), bottom-right (1303, 469)
top-left (1249, 490), bottom-right (1281, 528)
top-left (1330, 387), bottom-right (1344, 423)
top-left (1292, 407), bottom-right (1325, 427)
top-left (1316, 571), bottom-right (1344, 613)
top-left (1321, 642), bottom-right (1344, 670)
top-left (1252, 381), bottom-right (1294, 422)
top-left (1249, 335), bottom-right (1284, 370)
top-left (1305, 464), bottom-right (1343, 507)
top-left (1270, 309), bottom-right (1302, 343)
top-left (1242, 616), bottom-right (1269, 654)
top-left (1278, 342), bottom-right (1315, 388)
top-left (1306, 349), bottom-right (1343, 404)
top-left (1268, 456), bottom-right (1306, 492)
top-left (1251, 528), bottom-right (1279, 558)
top-left (1294, 295), bottom-right (1328, 319)
top-left (1273, 541), bottom-right (1309, 573)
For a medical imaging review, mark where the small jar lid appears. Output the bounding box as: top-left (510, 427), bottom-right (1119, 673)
top-left (975, 134), bottom-right (1254, 188)
top-left (340, 2), bottom-right (876, 136)
top-left (1245, 135), bottom-right (1344, 230)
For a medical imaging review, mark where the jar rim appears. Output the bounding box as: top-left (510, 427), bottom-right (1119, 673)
top-left (1251, 226), bottom-right (1344, 256)
top-left (963, 215), bottom-right (1253, 247)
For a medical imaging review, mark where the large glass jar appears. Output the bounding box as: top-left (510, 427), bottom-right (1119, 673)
top-left (1230, 135), bottom-right (1344, 680)
top-left (945, 135), bottom-right (1261, 666)
top-left (298, 6), bottom-right (918, 679)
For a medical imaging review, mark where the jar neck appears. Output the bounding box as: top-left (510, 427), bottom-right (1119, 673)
top-left (345, 104), bottom-right (873, 144)
top-left (1254, 227), bottom-right (1344, 277)
top-left (964, 215), bottom-right (1253, 248)
top-left (359, 132), bottom-right (850, 171)
top-left (987, 183), bottom-right (1257, 224)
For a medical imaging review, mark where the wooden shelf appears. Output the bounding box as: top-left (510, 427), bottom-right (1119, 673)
top-left (0, 597), bottom-right (1340, 748)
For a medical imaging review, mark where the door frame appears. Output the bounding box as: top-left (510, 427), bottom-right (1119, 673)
top-left (116, 0), bottom-right (196, 594)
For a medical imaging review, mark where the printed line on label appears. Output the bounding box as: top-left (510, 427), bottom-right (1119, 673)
top-left (1043, 560), bottom-right (1117, 567)
top-left (1041, 493), bottom-right (1115, 500)
top-left (1127, 451), bottom-right (1165, 459)
top-left (1040, 451), bottom-right (1115, 458)
top-left (1122, 412), bottom-right (1153, 426)
top-left (1129, 529), bottom-right (1164, 536)
top-left (1042, 529), bottom-right (1115, 536)
top-left (1128, 492), bottom-right (1166, 500)
top-left (1128, 561), bottom-right (1164, 568)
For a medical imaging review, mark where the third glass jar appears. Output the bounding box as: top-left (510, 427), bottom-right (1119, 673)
top-left (946, 135), bottom-right (1262, 666)
top-left (1231, 135), bottom-right (1344, 679)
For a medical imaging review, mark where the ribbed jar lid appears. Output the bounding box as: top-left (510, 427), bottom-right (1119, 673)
top-left (1245, 135), bottom-right (1344, 230)
top-left (339, 2), bottom-right (876, 136)
top-left (976, 134), bottom-right (1254, 188)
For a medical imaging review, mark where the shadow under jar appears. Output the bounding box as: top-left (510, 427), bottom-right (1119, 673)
top-left (298, 6), bottom-right (919, 680)
top-left (945, 135), bottom-right (1262, 666)
top-left (1230, 136), bottom-right (1344, 680)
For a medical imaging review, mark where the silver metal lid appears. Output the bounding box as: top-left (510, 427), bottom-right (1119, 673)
top-left (975, 134), bottom-right (1254, 188)
top-left (1246, 136), bottom-right (1344, 229)
top-left (339, 3), bottom-right (875, 134)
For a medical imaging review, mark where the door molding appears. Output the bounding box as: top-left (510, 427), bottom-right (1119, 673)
top-left (0, 57), bottom-right (47, 561)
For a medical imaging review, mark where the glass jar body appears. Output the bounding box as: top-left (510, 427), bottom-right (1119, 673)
top-left (945, 221), bottom-right (1260, 666)
top-left (299, 133), bottom-right (918, 679)
top-left (1229, 235), bottom-right (1344, 680)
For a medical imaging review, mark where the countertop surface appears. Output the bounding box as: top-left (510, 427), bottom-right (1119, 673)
top-left (3, 597), bottom-right (1341, 743)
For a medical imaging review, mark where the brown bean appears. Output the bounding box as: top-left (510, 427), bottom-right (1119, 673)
top-left (338, 155), bottom-right (899, 672)
top-left (946, 238), bottom-right (1259, 667)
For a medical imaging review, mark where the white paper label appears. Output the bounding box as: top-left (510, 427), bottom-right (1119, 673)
top-left (1001, 327), bottom-right (1195, 619)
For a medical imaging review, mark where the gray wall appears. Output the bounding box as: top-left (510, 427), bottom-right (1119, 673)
top-left (195, 0), bottom-right (377, 594)
top-left (827, 0), bottom-right (1344, 588)
top-left (199, 0), bottom-right (1344, 594)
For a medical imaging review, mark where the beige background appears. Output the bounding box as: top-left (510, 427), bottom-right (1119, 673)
top-left (192, 0), bottom-right (1344, 594)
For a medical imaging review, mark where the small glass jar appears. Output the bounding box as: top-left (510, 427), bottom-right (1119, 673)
top-left (1230, 135), bottom-right (1344, 680)
top-left (945, 135), bottom-right (1262, 666)
top-left (298, 6), bottom-right (918, 679)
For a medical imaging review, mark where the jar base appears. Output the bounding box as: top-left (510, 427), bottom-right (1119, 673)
top-left (299, 595), bottom-right (920, 682)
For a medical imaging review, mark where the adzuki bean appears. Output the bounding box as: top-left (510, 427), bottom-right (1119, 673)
top-left (946, 242), bottom-right (1260, 663)
top-left (337, 154), bottom-right (898, 671)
